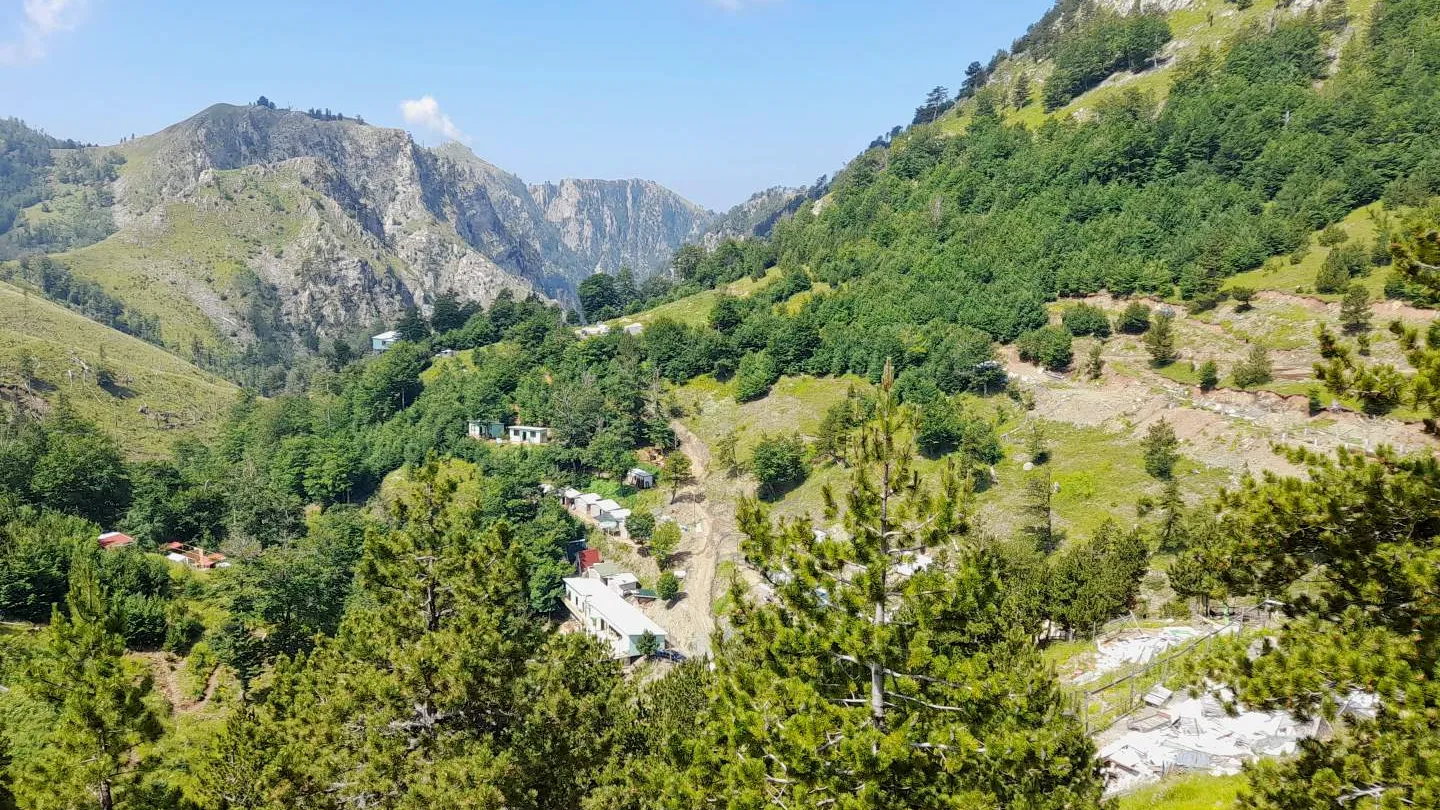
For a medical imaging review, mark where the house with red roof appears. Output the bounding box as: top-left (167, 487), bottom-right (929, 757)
top-left (97, 531), bottom-right (137, 550)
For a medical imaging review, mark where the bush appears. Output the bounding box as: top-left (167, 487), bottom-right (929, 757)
top-left (734, 351), bottom-right (780, 402)
top-left (1117, 302), bottom-right (1152, 334)
top-left (656, 571), bottom-right (681, 601)
top-left (1231, 345), bottom-right (1274, 388)
top-left (1015, 326), bottom-right (1073, 371)
top-left (1061, 304), bottom-right (1111, 337)
top-left (750, 434), bottom-right (808, 498)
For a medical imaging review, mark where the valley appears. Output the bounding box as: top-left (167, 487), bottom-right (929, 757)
top-left (1, 0), bottom-right (1439, 808)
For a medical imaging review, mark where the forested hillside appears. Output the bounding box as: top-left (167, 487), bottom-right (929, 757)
top-left (1, 0), bottom-right (1439, 808)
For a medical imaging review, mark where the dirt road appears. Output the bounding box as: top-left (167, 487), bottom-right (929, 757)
top-left (645, 420), bottom-right (747, 657)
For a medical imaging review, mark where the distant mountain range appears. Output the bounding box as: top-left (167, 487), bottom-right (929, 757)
top-left (0, 103), bottom-right (810, 359)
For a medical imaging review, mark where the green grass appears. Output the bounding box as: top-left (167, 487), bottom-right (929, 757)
top-left (937, 0), bottom-right (1379, 138)
top-left (1118, 773), bottom-right (1244, 810)
top-left (608, 269), bottom-right (782, 330)
top-left (978, 419), bottom-right (1231, 541)
top-left (1224, 204), bottom-right (1386, 300)
top-left (0, 279), bottom-right (239, 458)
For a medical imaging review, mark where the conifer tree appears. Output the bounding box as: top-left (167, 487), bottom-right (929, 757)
top-left (1184, 447), bottom-right (1440, 808)
top-left (1143, 311), bottom-right (1179, 365)
top-left (677, 361), bottom-right (1104, 809)
top-left (15, 553), bottom-right (163, 810)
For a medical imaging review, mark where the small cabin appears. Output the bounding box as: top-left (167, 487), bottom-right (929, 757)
top-left (372, 330), bottom-right (400, 352)
top-left (622, 323), bottom-right (644, 337)
top-left (625, 468), bottom-right (656, 489)
top-left (468, 420), bottom-right (505, 441)
top-left (576, 324), bottom-right (611, 339)
top-left (506, 425), bottom-right (551, 445)
top-left (98, 531), bottom-right (137, 551)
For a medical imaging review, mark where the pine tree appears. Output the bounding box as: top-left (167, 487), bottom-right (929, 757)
top-left (1183, 447), bottom-right (1440, 808)
top-left (677, 361), bottom-right (1104, 809)
top-left (1083, 340), bottom-right (1104, 380)
top-left (1198, 359), bottom-right (1219, 390)
top-left (1142, 418), bottom-right (1180, 480)
top-left (1143, 311), bottom-right (1179, 365)
top-left (1232, 344), bottom-right (1274, 388)
top-left (1339, 283), bottom-right (1372, 333)
top-left (15, 553), bottom-right (163, 810)
top-left (395, 307), bottom-right (429, 342)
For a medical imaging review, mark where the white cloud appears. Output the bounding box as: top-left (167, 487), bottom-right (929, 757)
top-left (0, 0), bottom-right (89, 66)
top-left (399, 95), bottom-right (470, 144)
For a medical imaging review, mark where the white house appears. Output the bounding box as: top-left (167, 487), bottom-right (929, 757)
top-left (576, 324), bottom-right (611, 339)
top-left (622, 323), bottom-right (644, 337)
top-left (563, 577), bottom-right (668, 658)
top-left (506, 425), bottom-right (551, 445)
top-left (371, 330), bottom-right (400, 352)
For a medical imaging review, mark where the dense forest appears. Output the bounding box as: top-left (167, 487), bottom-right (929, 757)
top-left (0, 0), bottom-right (1439, 808)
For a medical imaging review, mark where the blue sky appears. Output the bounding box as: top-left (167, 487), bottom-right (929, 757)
top-left (1, 0), bottom-right (1052, 209)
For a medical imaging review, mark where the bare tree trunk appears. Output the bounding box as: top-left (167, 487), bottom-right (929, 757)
top-left (99, 779), bottom-right (114, 810)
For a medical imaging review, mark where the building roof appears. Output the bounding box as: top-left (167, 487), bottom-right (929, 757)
top-left (578, 548), bottom-right (602, 569)
top-left (628, 467), bottom-right (655, 479)
top-left (595, 499), bottom-right (623, 513)
top-left (589, 562), bottom-right (624, 577)
top-left (577, 493), bottom-right (603, 505)
top-left (98, 531), bottom-right (136, 549)
top-left (373, 330), bottom-right (399, 341)
top-left (564, 577), bottom-right (667, 638)
top-left (563, 487), bottom-right (583, 499)
top-left (608, 508), bottom-right (632, 520)
top-left (608, 573), bottom-right (640, 587)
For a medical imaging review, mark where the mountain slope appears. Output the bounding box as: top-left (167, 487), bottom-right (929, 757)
top-left (5, 104), bottom-right (720, 370)
top-left (0, 278), bottom-right (238, 457)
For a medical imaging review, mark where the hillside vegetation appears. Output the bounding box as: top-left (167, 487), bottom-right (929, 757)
top-left (0, 279), bottom-right (238, 457)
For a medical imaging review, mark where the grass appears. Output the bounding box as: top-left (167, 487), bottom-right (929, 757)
top-left (936, 0), bottom-right (1379, 139)
top-left (1118, 773), bottom-right (1244, 810)
top-left (608, 269), bottom-right (782, 330)
top-left (0, 279), bottom-right (239, 458)
top-left (977, 419), bottom-right (1230, 542)
top-left (1224, 204), bottom-right (1387, 300)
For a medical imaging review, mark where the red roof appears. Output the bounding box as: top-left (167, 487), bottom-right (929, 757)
top-left (578, 548), bottom-right (601, 571)
top-left (98, 532), bottom-right (136, 550)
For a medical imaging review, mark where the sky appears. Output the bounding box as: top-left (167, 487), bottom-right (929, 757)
top-left (0, 0), bottom-right (1054, 210)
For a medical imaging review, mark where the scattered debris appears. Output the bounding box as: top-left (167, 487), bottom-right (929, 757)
top-left (1099, 692), bottom-right (1322, 795)
top-left (1074, 626), bottom-right (1204, 685)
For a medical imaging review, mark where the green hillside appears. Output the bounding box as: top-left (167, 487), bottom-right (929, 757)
top-left (0, 278), bottom-right (238, 457)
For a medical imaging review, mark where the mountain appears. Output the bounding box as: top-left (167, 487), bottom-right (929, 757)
top-left (1, 104), bottom-right (719, 364)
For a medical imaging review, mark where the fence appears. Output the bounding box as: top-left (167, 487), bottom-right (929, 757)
top-left (1076, 606), bottom-right (1276, 735)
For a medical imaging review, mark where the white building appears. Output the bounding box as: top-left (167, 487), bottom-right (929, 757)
top-left (371, 330), bottom-right (400, 352)
top-left (576, 324), bottom-right (611, 339)
top-left (563, 577), bottom-right (668, 658)
top-left (506, 425), bottom-right (551, 445)
top-left (622, 323), bottom-right (644, 337)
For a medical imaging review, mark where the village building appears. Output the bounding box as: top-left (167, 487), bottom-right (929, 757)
top-left (561, 487), bottom-right (584, 509)
top-left (625, 468), bottom-right (656, 489)
top-left (371, 330), bottom-right (400, 352)
top-left (575, 324), bottom-right (611, 339)
top-left (563, 576), bottom-right (668, 658)
top-left (467, 420), bottom-right (505, 441)
top-left (163, 542), bottom-right (228, 569)
top-left (622, 323), bottom-right (644, 337)
top-left (98, 531), bottom-right (137, 550)
top-left (506, 425), bottom-right (551, 445)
